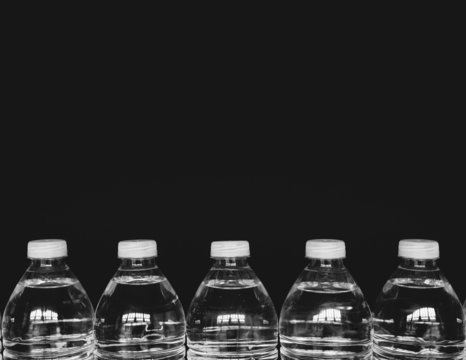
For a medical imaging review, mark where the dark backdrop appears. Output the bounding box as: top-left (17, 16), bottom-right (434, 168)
top-left (2, 175), bottom-right (465, 313)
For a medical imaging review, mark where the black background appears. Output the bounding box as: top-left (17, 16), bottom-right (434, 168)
top-left (2, 175), bottom-right (465, 313)
top-left (1, 8), bottom-right (464, 360)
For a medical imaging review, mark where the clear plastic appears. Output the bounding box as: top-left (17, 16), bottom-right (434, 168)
top-left (280, 258), bottom-right (372, 360)
top-left (94, 257), bottom-right (186, 359)
top-left (2, 258), bottom-right (95, 359)
top-left (186, 257), bottom-right (278, 360)
top-left (373, 258), bottom-right (465, 360)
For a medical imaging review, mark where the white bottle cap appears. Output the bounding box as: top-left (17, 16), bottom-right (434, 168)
top-left (211, 241), bottom-right (250, 258)
top-left (118, 239), bottom-right (158, 258)
top-left (306, 239), bottom-right (346, 259)
top-left (28, 239), bottom-right (68, 259)
top-left (398, 239), bottom-right (439, 259)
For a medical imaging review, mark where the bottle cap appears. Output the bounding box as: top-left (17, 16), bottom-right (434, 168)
top-left (306, 239), bottom-right (346, 259)
top-left (28, 239), bottom-right (68, 259)
top-left (118, 240), bottom-right (158, 258)
top-left (398, 239), bottom-right (439, 259)
top-left (211, 241), bottom-right (250, 258)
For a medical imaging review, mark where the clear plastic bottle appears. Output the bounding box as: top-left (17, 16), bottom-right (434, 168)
top-left (464, 300), bottom-right (466, 342)
top-left (186, 241), bottom-right (278, 360)
top-left (280, 239), bottom-right (372, 360)
top-left (373, 239), bottom-right (465, 360)
top-left (1, 313), bottom-right (3, 360)
top-left (94, 240), bottom-right (186, 360)
top-left (2, 239), bottom-right (95, 359)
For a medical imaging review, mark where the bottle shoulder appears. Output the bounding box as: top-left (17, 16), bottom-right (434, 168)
top-left (295, 265), bottom-right (360, 287)
top-left (377, 265), bottom-right (458, 298)
top-left (10, 265), bottom-right (89, 298)
top-left (282, 280), bottom-right (370, 314)
top-left (195, 262), bottom-right (277, 298)
top-left (2, 275), bottom-right (94, 330)
top-left (187, 263), bottom-right (278, 325)
top-left (201, 264), bottom-right (260, 286)
top-left (95, 268), bottom-right (184, 318)
top-left (186, 280), bottom-right (278, 328)
top-left (102, 265), bottom-right (175, 291)
top-left (374, 270), bottom-right (463, 320)
top-left (281, 265), bottom-right (370, 316)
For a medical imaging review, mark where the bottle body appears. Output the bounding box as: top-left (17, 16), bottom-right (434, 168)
top-left (94, 258), bottom-right (186, 359)
top-left (280, 259), bottom-right (372, 360)
top-left (187, 258), bottom-right (278, 360)
top-left (2, 259), bottom-right (95, 359)
top-left (373, 258), bottom-right (465, 360)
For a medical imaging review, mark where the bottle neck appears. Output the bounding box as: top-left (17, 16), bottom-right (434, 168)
top-left (29, 257), bottom-right (68, 269)
top-left (307, 258), bottom-right (346, 269)
top-left (301, 257), bottom-right (354, 284)
top-left (399, 257), bottom-right (439, 270)
top-left (212, 257), bottom-right (250, 267)
top-left (119, 257), bottom-right (158, 270)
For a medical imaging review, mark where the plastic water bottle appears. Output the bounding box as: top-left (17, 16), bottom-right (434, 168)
top-left (373, 239), bottom-right (465, 360)
top-left (279, 239), bottom-right (372, 360)
top-left (2, 239), bottom-right (94, 359)
top-left (94, 240), bottom-right (186, 359)
top-left (186, 241), bottom-right (278, 360)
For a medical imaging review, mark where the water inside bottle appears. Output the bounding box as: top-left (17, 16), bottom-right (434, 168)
top-left (373, 278), bottom-right (465, 360)
top-left (95, 275), bottom-right (185, 360)
top-left (280, 281), bottom-right (372, 360)
top-left (187, 278), bottom-right (278, 360)
top-left (2, 278), bottom-right (94, 360)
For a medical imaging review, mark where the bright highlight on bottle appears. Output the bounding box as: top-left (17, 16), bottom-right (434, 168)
top-left (0, 238), bottom-right (464, 360)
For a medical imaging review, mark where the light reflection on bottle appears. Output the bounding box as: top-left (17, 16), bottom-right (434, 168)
top-left (406, 307), bottom-right (439, 325)
top-left (311, 308), bottom-right (342, 323)
top-left (29, 309), bottom-right (59, 322)
top-left (216, 314), bottom-right (246, 325)
top-left (122, 312), bottom-right (151, 324)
